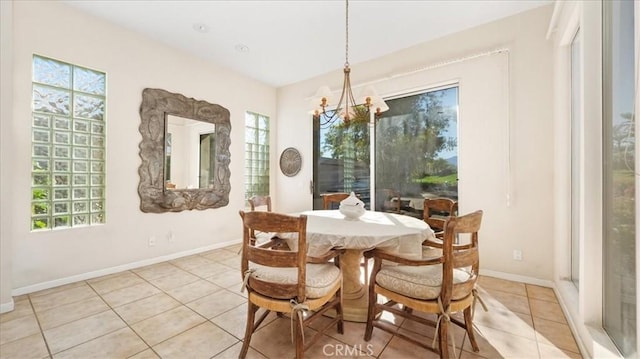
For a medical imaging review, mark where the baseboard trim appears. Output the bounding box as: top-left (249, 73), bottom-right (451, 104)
top-left (479, 269), bottom-right (555, 288)
top-left (0, 298), bottom-right (15, 314)
top-left (12, 239), bottom-right (241, 296)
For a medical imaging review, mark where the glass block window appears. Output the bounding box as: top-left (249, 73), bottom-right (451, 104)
top-left (31, 55), bottom-right (106, 230)
top-left (245, 112), bottom-right (269, 203)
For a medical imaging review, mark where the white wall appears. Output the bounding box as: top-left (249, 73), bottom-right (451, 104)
top-left (276, 5), bottom-right (555, 281)
top-left (2, 0), bottom-right (276, 297)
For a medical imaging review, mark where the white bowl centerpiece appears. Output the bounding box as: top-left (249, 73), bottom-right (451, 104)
top-left (339, 192), bottom-right (366, 220)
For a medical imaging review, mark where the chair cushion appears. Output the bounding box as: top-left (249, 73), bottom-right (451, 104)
top-left (249, 262), bottom-right (341, 299)
top-left (254, 232), bottom-right (276, 245)
top-left (375, 264), bottom-right (472, 300)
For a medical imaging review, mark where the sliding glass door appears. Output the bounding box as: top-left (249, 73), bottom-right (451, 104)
top-left (312, 86), bottom-right (459, 215)
top-left (602, 0), bottom-right (636, 355)
top-left (374, 87), bottom-right (459, 217)
top-left (312, 111), bottom-right (371, 209)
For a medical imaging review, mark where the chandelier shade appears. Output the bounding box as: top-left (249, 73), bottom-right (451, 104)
top-left (310, 0), bottom-right (388, 126)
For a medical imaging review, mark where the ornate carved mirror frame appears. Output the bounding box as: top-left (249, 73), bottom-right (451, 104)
top-left (138, 88), bottom-right (231, 213)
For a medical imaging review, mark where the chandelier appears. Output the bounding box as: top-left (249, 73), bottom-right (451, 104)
top-left (309, 0), bottom-right (389, 127)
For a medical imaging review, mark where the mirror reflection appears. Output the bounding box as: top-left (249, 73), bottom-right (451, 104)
top-left (165, 115), bottom-right (216, 190)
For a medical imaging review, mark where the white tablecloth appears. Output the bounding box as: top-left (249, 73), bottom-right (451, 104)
top-left (280, 210), bottom-right (434, 258)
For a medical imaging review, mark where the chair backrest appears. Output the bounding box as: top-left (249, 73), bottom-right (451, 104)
top-left (423, 198), bottom-right (457, 231)
top-left (381, 189), bottom-right (401, 213)
top-left (441, 210), bottom-right (482, 305)
top-left (322, 193), bottom-right (351, 210)
top-left (239, 210), bottom-right (307, 301)
top-left (248, 195), bottom-right (272, 212)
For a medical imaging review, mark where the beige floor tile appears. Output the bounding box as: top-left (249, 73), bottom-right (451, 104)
top-left (128, 348), bottom-right (160, 359)
top-left (43, 310), bottom-right (126, 354)
top-left (30, 284), bottom-right (97, 313)
top-left (200, 248), bottom-right (238, 262)
top-left (188, 262), bottom-right (235, 279)
top-left (165, 279), bottom-right (221, 303)
top-left (537, 342), bottom-right (583, 358)
top-left (223, 244), bottom-right (242, 252)
top-left (53, 327), bottom-right (147, 359)
top-left (0, 258), bottom-right (583, 359)
top-left (477, 286), bottom-right (531, 315)
top-left (37, 296), bottom-right (109, 330)
top-left (86, 271), bottom-right (130, 284)
top-left (244, 318), bottom-right (301, 359)
top-left (397, 323), bottom-right (467, 353)
top-left (459, 349), bottom-right (489, 358)
top-left (206, 269), bottom-right (243, 289)
top-left (310, 315), bottom-right (392, 357)
top-left (526, 284), bottom-right (558, 303)
top-left (13, 295), bottom-right (30, 303)
top-left (378, 335), bottom-right (441, 359)
top-left (472, 304), bottom-right (536, 339)
top-left (113, 293), bottom-right (181, 325)
top-left (530, 298), bottom-right (567, 324)
top-left (88, 271), bottom-right (146, 295)
top-left (304, 333), bottom-right (372, 359)
top-left (0, 332), bottom-right (49, 359)
top-left (212, 341), bottom-right (268, 359)
top-left (132, 262), bottom-right (183, 281)
top-left (146, 270), bottom-right (200, 291)
top-left (0, 315), bottom-right (41, 345)
top-left (29, 281), bottom-right (87, 298)
top-left (478, 276), bottom-right (527, 297)
top-left (153, 322), bottom-right (238, 358)
top-left (130, 305), bottom-right (205, 346)
top-left (219, 256), bottom-right (241, 270)
top-left (464, 324), bottom-right (539, 358)
top-left (186, 290), bottom-right (246, 319)
top-left (210, 302), bottom-right (250, 339)
top-left (0, 299), bottom-right (34, 324)
top-left (100, 282), bottom-right (161, 307)
top-left (170, 255), bottom-right (215, 271)
top-left (533, 317), bottom-right (580, 354)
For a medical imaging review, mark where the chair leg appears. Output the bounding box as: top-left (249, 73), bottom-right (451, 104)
top-left (438, 318), bottom-right (449, 359)
top-left (464, 307), bottom-right (479, 352)
top-left (240, 301), bottom-right (257, 358)
top-left (295, 312), bottom-right (304, 359)
top-left (364, 285), bottom-right (377, 341)
top-left (336, 289), bottom-right (344, 334)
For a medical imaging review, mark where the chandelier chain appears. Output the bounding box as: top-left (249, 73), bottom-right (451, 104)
top-left (345, 0), bottom-right (349, 67)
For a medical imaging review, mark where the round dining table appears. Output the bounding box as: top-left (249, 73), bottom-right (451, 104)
top-left (280, 210), bottom-right (434, 322)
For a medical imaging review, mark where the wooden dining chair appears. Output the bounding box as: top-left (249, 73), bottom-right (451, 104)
top-left (248, 195), bottom-right (272, 212)
top-left (246, 195), bottom-right (288, 249)
top-left (322, 192), bottom-right (351, 210)
top-left (364, 210), bottom-right (483, 358)
top-left (381, 188), bottom-right (401, 213)
top-left (423, 198), bottom-right (457, 239)
top-left (239, 210), bottom-right (344, 359)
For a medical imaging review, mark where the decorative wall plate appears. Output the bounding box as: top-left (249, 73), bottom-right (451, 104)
top-left (279, 147), bottom-right (302, 177)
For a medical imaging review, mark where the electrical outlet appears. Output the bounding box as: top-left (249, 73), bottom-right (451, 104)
top-left (148, 236), bottom-right (156, 247)
top-left (513, 249), bottom-right (522, 261)
top-left (167, 231), bottom-right (175, 243)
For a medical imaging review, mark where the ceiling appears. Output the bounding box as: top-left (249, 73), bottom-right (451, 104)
top-left (62, 0), bottom-right (553, 88)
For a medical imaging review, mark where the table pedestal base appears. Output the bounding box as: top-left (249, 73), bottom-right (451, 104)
top-left (335, 249), bottom-right (370, 322)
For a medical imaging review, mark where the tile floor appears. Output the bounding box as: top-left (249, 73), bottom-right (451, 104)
top-left (0, 244), bottom-right (582, 358)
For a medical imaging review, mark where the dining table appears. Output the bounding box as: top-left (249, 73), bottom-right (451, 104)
top-left (279, 209), bottom-right (434, 322)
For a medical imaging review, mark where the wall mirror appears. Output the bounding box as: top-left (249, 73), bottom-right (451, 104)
top-left (138, 88), bottom-right (231, 213)
top-left (164, 115), bottom-right (217, 190)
